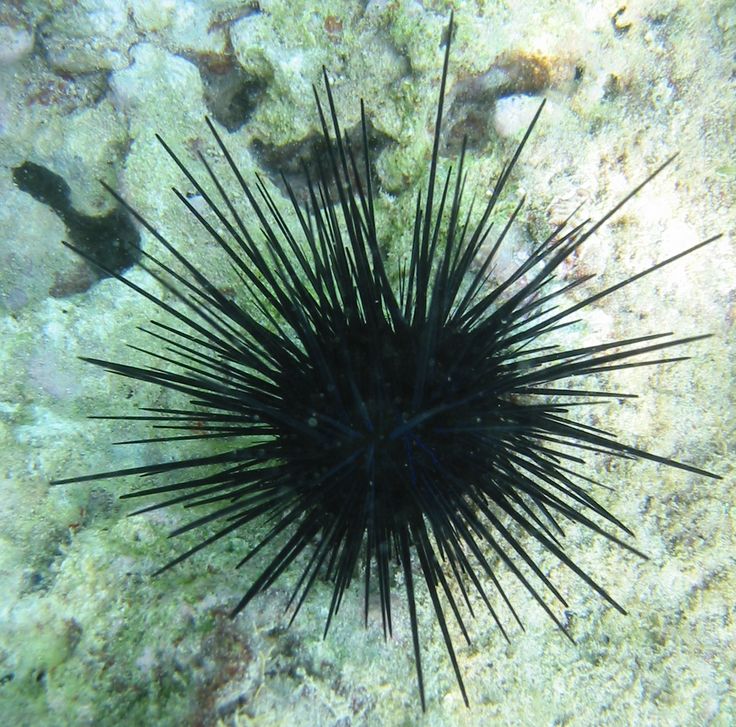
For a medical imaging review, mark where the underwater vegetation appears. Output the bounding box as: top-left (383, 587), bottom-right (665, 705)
top-left (51, 14), bottom-right (720, 711)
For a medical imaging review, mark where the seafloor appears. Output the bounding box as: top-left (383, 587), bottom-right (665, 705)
top-left (0, 1), bottom-right (734, 726)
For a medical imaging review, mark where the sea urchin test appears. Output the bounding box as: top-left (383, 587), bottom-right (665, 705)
top-left (52, 14), bottom-right (721, 710)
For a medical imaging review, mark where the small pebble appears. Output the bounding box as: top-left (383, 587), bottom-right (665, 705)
top-left (493, 94), bottom-right (541, 138)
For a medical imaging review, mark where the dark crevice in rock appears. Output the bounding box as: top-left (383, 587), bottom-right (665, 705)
top-left (442, 52), bottom-right (577, 155)
top-left (207, 2), bottom-right (262, 33)
top-left (12, 162), bottom-right (140, 295)
top-left (251, 122), bottom-right (393, 207)
top-left (199, 56), bottom-right (269, 132)
top-left (20, 49), bottom-right (109, 115)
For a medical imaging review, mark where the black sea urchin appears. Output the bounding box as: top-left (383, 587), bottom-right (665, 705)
top-left (52, 15), bottom-right (720, 710)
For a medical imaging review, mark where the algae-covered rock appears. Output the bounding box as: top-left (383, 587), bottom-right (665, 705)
top-left (29, 100), bottom-right (128, 217)
top-left (0, 179), bottom-right (72, 311)
top-left (42, 0), bottom-right (136, 73)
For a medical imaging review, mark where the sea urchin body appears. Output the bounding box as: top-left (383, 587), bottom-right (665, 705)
top-left (52, 15), bottom-right (720, 709)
